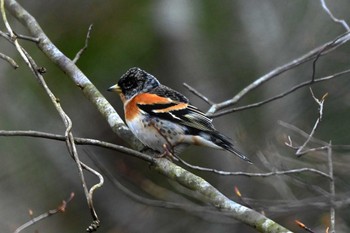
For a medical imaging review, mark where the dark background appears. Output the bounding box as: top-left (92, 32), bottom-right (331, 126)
top-left (1, 1), bottom-right (350, 232)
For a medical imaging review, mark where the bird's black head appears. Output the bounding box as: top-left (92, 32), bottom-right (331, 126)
top-left (108, 67), bottom-right (160, 100)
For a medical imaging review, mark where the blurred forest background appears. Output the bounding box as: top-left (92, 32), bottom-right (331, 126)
top-left (1, 0), bottom-right (350, 232)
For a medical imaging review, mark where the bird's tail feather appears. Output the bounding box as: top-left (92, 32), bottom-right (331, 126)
top-left (206, 131), bottom-right (252, 163)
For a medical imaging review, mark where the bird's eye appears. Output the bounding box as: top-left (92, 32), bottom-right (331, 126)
top-left (123, 79), bottom-right (135, 89)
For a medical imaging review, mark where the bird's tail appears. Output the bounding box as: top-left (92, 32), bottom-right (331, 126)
top-left (205, 131), bottom-right (252, 163)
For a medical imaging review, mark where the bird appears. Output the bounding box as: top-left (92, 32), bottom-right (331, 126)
top-left (108, 67), bottom-right (251, 163)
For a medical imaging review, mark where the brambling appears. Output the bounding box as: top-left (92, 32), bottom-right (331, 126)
top-left (108, 67), bottom-right (251, 163)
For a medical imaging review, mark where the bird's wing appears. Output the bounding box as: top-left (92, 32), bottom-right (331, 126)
top-left (136, 86), bottom-right (215, 132)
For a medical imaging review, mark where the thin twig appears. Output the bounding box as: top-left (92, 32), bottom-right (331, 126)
top-left (311, 31), bottom-right (347, 82)
top-left (0, 129), bottom-right (155, 163)
top-left (279, 121), bottom-right (326, 145)
top-left (1, 30), bottom-right (38, 45)
top-left (1, 3), bottom-right (101, 230)
top-left (327, 141), bottom-right (336, 233)
top-left (183, 82), bottom-right (215, 105)
top-left (0, 129), bottom-right (334, 182)
top-left (13, 32), bottom-right (40, 42)
top-left (14, 193), bottom-right (75, 233)
top-left (0, 52), bottom-right (18, 68)
top-left (206, 31), bottom-right (350, 116)
top-left (210, 68), bottom-right (350, 117)
top-left (63, 115), bottom-right (100, 231)
top-left (2, 31), bottom-right (40, 42)
top-left (1, 0), bottom-right (30, 69)
top-left (0, 29), bottom-right (7, 38)
top-left (72, 24), bottom-right (93, 63)
top-left (320, 0), bottom-right (350, 31)
top-left (285, 88), bottom-right (327, 156)
top-left (0, 30), bottom-right (39, 43)
top-left (279, 121), bottom-right (350, 152)
top-left (174, 154), bottom-right (331, 179)
top-left (286, 136), bottom-right (329, 154)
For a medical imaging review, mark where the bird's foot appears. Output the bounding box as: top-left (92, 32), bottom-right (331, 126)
top-left (155, 144), bottom-right (176, 161)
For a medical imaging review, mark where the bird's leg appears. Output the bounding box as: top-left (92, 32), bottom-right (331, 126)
top-left (162, 144), bottom-right (176, 159)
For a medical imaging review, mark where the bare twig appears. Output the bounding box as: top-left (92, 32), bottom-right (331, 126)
top-left (285, 89), bottom-right (328, 156)
top-left (1, 0), bottom-right (30, 68)
top-left (210, 67), bottom-right (350, 117)
top-left (14, 193), bottom-right (75, 233)
top-left (174, 154), bottom-right (331, 179)
top-left (183, 82), bottom-right (215, 105)
top-left (320, 0), bottom-right (350, 31)
top-left (327, 141), bottom-right (335, 233)
top-left (13, 32), bottom-right (40, 42)
top-left (63, 116), bottom-right (100, 231)
top-left (0, 52), bottom-right (18, 68)
top-left (72, 24), bottom-right (93, 63)
top-left (311, 31), bottom-right (349, 83)
top-left (1, 30), bottom-right (39, 44)
top-left (285, 136), bottom-right (329, 154)
top-left (279, 121), bottom-right (326, 145)
top-left (1, 31), bottom-right (40, 42)
top-left (206, 31), bottom-right (350, 116)
top-left (281, 87), bottom-right (336, 231)
top-left (0, 29), bottom-right (7, 38)
top-left (1, 129), bottom-right (331, 180)
top-left (154, 158), bottom-right (293, 232)
top-left (0, 129), bottom-right (155, 163)
top-left (1, 129), bottom-right (333, 181)
top-left (280, 121), bottom-right (350, 152)
top-left (1, 2), bottom-right (101, 230)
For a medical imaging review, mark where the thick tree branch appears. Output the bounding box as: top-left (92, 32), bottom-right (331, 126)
top-left (154, 159), bottom-right (292, 233)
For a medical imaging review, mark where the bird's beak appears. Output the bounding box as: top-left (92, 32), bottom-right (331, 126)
top-left (107, 84), bottom-right (121, 93)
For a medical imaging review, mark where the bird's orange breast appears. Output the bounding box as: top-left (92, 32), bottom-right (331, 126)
top-left (124, 93), bottom-right (171, 120)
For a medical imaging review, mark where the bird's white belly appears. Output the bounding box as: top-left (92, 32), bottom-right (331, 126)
top-left (126, 115), bottom-right (187, 153)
